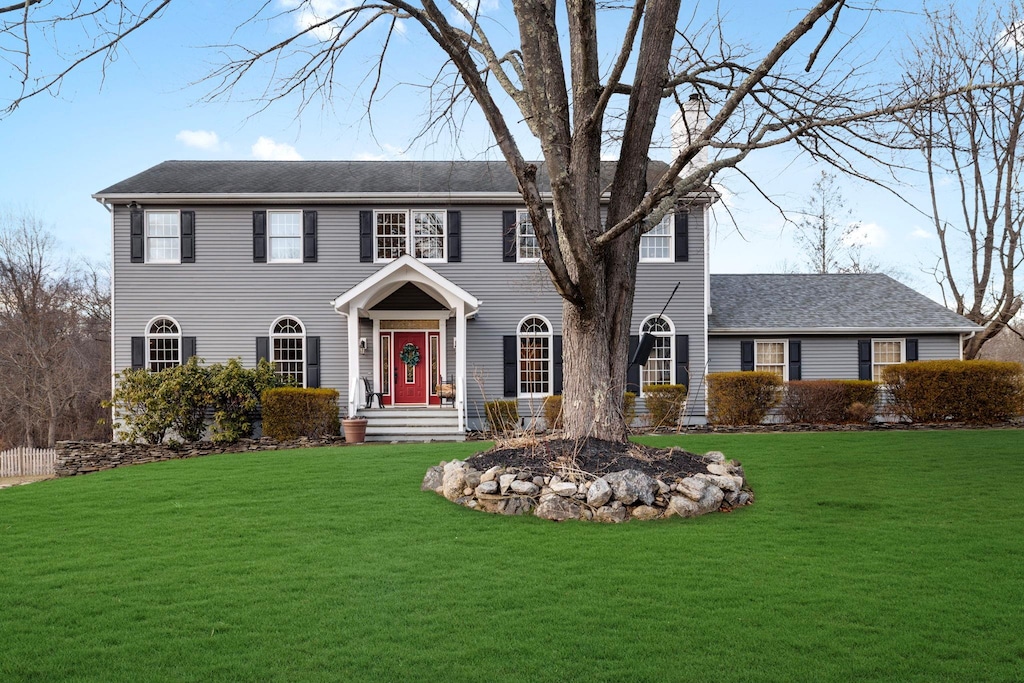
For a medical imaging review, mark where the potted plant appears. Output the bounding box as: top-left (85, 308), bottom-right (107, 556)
top-left (342, 414), bottom-right (368, 444)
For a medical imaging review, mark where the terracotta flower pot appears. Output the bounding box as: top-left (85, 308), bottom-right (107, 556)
top-left (342, 417), bottom-right (368, 444)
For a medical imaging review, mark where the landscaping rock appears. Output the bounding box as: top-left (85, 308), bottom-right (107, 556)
top-left (510, 480), bottom-right (540, 496)
top-left (604, 469), bottom-right (656, 506)
top-left (535, 497), bottom-right (581, 522)
top-left (667, 496), bottom-right (700, 518)
top-left (675, 476), bottom-right (707, 501)
top-left (498, 473), bottom-right (517, 494)
top-left (476, 480), bottom-right (499, 496)
top-left (586, 478), bottom-right (613, 507)
top-left (498, 497), bottom-right (531, 516)
top-left (697, 485), bottom-right (725, 514)
top-left (442, 463), bottom-right (468, 502)
top-left (704, 451), bottom-right (726, 463)
top-left (706, 463), bottom-right (730, 476)
top-left (480, 466), bottom-right (502, 483)
top-left (465, 469), bottom-right (482, 489)
top-left (594, 501), bottom-right (628, 523)
top-left (421, 465), bottom-right (444, 492)
top-left (631, 505), bottom-right (661, 521)
top-left (550, 481), bottom-right (577, 497)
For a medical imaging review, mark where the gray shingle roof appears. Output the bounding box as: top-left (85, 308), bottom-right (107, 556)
top-left (709, 273), bottom-right (979, 333)
top-left (95, 160), bottom-right (670, 196)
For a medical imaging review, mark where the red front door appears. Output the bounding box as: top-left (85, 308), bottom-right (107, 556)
top-left (393, 331), bottom-right (428, 404)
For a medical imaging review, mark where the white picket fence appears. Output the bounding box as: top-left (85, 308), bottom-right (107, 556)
top-left (0, 447), bottom-right (57, 477)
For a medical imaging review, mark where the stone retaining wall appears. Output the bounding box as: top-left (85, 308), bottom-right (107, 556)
top-left (54, 436), bottom-right (347, 477)
top-left (422, 450), bottom-right (753, 522)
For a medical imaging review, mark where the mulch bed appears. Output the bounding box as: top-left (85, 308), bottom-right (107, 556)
top-left (466, 437), bottom-right (712, 481)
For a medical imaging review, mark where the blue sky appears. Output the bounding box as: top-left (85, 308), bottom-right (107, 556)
top-left (0, 1), bottom-right (970, 300)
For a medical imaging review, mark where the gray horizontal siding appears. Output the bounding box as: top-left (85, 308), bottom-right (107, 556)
top-left (113, 202), bottom-right (708, 430)
top-left (707, 334), bottom-right (964, 380)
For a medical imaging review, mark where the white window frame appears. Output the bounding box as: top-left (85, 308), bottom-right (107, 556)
top-left (267, 210), bottom-right (303, 264)
top-left (639, 315), bottom-right (675, 393)
top-left (373, 209), bottom-right (447, 263)
top-left (515, 209), bottom-right (545, 263)
top-left (639, 214), bottom-right (674, 263)
top-left (872, 338), bottom-right (905, 383)
top-left (270, 316), bottom-right (307, 388)
top-left (145, 315), bottom-right (181, 372)
top-left (754, 339), bottom-right (788, 382)
top-left (145, 210), bottom-right (181, 264)
top-left (517, 314), bottom-right (552, 398)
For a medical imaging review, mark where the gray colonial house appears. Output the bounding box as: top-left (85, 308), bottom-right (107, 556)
top-left (94, 160), bottom-right (979, 440)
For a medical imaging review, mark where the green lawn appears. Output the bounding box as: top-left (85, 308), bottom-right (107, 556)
top-left (1, 431), bottom-right (1023, 682)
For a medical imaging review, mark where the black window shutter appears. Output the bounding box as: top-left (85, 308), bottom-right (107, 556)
top-left (303, 210), bottom-right (318, 263)
top-left (256, 337), bottom-right (270, 364)
top-left (503, 335), bottom-right (518, 397)
top-left (180, 211), bottom-right (195, 263)
top-left (789, 340), bottom-right (802, 381)
top-left (131, 336), bottom-right (145, 369)
top-left (906, 338), bottom-right (919, 362)
top-left (359, 210), bottom-right (373, 262)
top-left (674, 211), bottom-right (689, 262)
top-left (253, 211), bottom-right (267, 263)
top-left (740, 340), bottom-right (755, 371)
top-left (306, 336), bottom-right (320, 388)
top-left (130, 209), bottom-right (145, 263)
top-left (447, 210), bottom-right (462, 262)
top-left (676, 335), bottom-right (690, 389)
top-left (627, 335), bottom-right (640, 392)
top-left (553, 335), bottom-right (563, 395)
top-left (502, 210), bottom-right (517, 262)
top-left (183, 337), bottom-right (197, 362)
top-left (858, 339), bottom-right (872, 381)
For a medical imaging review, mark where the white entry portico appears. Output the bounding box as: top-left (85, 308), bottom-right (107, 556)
top-left (331, 254), bottom-right (481, 432)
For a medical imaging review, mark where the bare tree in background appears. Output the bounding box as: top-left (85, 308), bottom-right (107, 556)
top-left (0, 212), bottom-right (110, 447)
top-left (900, 1), bottom-right (1024, 359)
top-left (794, 170), bottom-right (861, 273)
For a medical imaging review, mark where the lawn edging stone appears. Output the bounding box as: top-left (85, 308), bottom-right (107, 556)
top-left (422, 450), bottom-right (753, 522)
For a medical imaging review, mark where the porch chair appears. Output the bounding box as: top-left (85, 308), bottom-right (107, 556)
top-left (362, 377), bottom-right (385, 409)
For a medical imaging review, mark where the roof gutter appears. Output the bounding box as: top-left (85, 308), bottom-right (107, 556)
top-left (709, 326), bottom-right (983, 335)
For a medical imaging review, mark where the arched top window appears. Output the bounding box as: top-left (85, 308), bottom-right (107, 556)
top-left (146, 316), bottom-right (181, 372)
top-left (517, 316), bottom-right (552, 397)
top-left (640, 315), bottom-right (674, 389)
top-left (270, 316), bottom-right (306, 386)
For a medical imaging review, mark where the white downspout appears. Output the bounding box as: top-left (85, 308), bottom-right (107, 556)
top-left (455, 301), bottom-right (467, 433)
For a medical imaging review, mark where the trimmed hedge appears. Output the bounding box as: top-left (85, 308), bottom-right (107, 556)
top-left (882, 360), bottom-right (1024, 424)
top-left (484, 399), bottom-right (519, 435)
top-left (643, 384), bottom-right (688, 429)
top-left (261, 388), bottom-right (341, 440)
top-left (782, 380), bottom-right (879, 424)
top-left (707, 372), bottom-right (783, 426)
top-left (543, 392), bottom-right (637, 431)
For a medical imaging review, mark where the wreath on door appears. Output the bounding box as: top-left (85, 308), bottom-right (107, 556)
top-left (400, 342), bottom-right (421, 367)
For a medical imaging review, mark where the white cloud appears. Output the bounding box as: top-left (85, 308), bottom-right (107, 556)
top-left (910, 226), bottom-right (934, 240)
top-left (252, 137), bottom-right (303, 161)
top-left (998, 21), bottom-right (1024, 53)
top-left (176, 129), bottom-right (221, 151)
top-left (843, 221), bottom-right (886, 248)
top-left (448, 0), bottom-right (500, 28)
top-left (280, 0), bottom-right (351, 41)
top-left (354, 143), bottom-right (406, 161)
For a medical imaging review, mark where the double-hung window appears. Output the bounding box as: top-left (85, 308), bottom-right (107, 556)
top-left (518, 316), bottom-right (552, 397)
top-left (268, 211), bottom-right (302, 262)
top-left (146, 211), bottom-right (180, 263)
top-left (516, 209), bottom-right (542, 262)
top-left (639, 215), bottom-right (673, 263)
top-left (872, 339), bottom-right (904, 382)
top-left (375, 210), bottom-right (446, 262)
top-left (755, 339), bottom-right (787, 380)
top-left (641, 315), bottom-right (674, 388)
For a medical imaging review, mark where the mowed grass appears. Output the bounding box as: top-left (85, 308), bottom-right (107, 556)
top-left (1, 432), bottom-right (1023, 682)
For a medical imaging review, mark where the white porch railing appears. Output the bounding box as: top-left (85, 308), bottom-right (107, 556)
top-left (0, 447), bottom-right (57, 477)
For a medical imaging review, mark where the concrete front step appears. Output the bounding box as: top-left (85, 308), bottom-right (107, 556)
top-left (358, 407), bottom-right (464, 442)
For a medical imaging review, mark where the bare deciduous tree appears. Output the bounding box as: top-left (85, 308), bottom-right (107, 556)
top-left (0, 212), bottom-right (110, 447)
top-left (794, 170), bottom-right (861, 274)
top-left (900, 1), bottom-right (1024, 358)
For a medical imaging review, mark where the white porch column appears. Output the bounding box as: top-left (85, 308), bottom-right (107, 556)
top-left (455, 300), bottom-right (467, 433)
top-left (346, 311), bottom-right (361, 417)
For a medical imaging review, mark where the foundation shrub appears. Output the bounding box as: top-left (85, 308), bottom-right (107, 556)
top-left (643, 384), bottom-right (688, 429)
top-left (208, 358), bottom-right (282, 443)
top-left (262, 388), bottom-right (341, 440)
top-left (883, 360), bottom-right (1024, 424)
top-left (623, 392), bottom-right (637, 427)
top-left (782, 380), bottom-right (879, 424)
top-left (484, 399), bottom-right (519, 435)
top-left (707, 372), bottom-right (783, 426)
